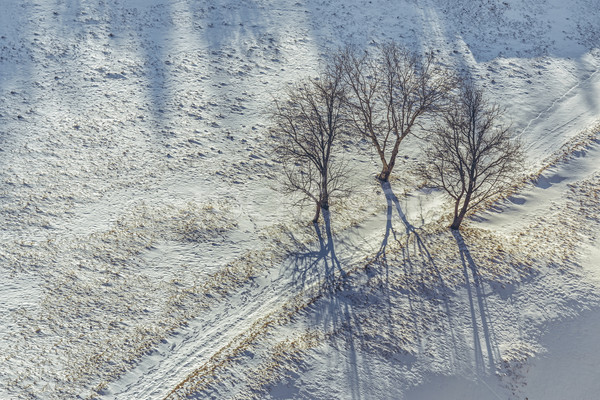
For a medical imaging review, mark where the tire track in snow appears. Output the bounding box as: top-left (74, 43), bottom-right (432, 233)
top-left (517, 66), bottom-right (600, 141)
top-left (99, 266), bottom-right (279, 397)
top-left (103, 266), bottom-right (294, 399)
top-left (101, 220), bottom-right (379, 399)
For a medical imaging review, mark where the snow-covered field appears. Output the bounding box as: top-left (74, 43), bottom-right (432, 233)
top-left (1, 0), bottom-right (599, 399)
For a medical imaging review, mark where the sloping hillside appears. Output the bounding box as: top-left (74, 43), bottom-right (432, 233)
top-left (0, 0), bottom-right (599, 399)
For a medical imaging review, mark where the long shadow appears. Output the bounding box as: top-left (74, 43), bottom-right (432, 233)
top-left (287, 209), bottom-right (346, 291)
top-left (377, 181), bottom-right (452, 300)
top-left (452, 230), bottom-right (500, 375)
top-left (101, 1), bottom-right (266, 134)
top-left (333, 281), bottom-right (364, 400)
top-left (286, 209), bottom-right (366, 398)
top-left (377, 181), bottom-right (433, 259)
top-left (374, 181), bottom-right (458, 368)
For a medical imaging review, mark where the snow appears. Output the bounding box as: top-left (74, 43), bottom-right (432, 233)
top-left (0, 0), bottom-right (599, 399)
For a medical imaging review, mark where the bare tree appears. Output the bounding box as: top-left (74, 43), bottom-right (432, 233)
top-left (271, 68), bottom-right (350, 223)
top-left (421, 80), bottom-right (524, 230)
top-left (338, 42), bottom-right (455, 182)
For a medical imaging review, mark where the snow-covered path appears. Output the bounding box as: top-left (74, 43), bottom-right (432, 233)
top-left (101, 207), bottom-right (395, 398)
top-left (517, 61), bottom-right (600, 167)
top-left (1, 0), bottom-right (600, 399)
top-left (101, 259), bottom-right (301, 399)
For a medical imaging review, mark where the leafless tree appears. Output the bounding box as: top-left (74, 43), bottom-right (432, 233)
top-left (271, 68), bottom-right (350, 223)
top-left (337, 42), bottom-right (455, 182)
top-left (420, 79), bottom-right (524, 230)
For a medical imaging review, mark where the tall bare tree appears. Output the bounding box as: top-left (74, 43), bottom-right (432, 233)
top-left (421, 80), bottom-right (524, 230)
top-left (338, 42), bottom-right (455, 181)
top-left (271, 68), bottom-right (350, 223)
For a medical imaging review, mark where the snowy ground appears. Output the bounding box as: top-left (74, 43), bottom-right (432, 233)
top-left (1, 0), bottom-right (599, 399)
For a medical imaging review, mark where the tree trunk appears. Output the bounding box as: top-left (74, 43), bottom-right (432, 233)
top-left (451, 190), bottom-right (472, 230)
top-left (450, 214), bottom-right (464, 230)
top-left (377, 166), bottom-right (391, 182)
top-left (313, 202), bottom-right (321, 224)
top-left (377, 139), bottom-right (401, 182)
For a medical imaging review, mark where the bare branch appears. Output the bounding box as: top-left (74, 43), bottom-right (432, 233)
top-left (338, 42), bottom-right (455, 181)
top-left (270, 68), bottom-right (351, 223)
top-left (419, 78), bottom-right (524, 230)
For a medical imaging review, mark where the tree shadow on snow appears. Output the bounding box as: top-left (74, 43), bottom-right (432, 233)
top-left (375, 181), bottom-right (454, 331)
top-left (285, 210), bottom-right (369, 399)
top-left (300, 182), bottom-right (458, 399)
top-left (452, 230), bottom-right (501, 375)
top-left (367, 184), bottom-right (502, 386)
top-left (376, 181), bottom-right (419, 259)
top-left (286, 209), bottom-right (347, 291)
top-left (365, 182), bottom-right (463, 381)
